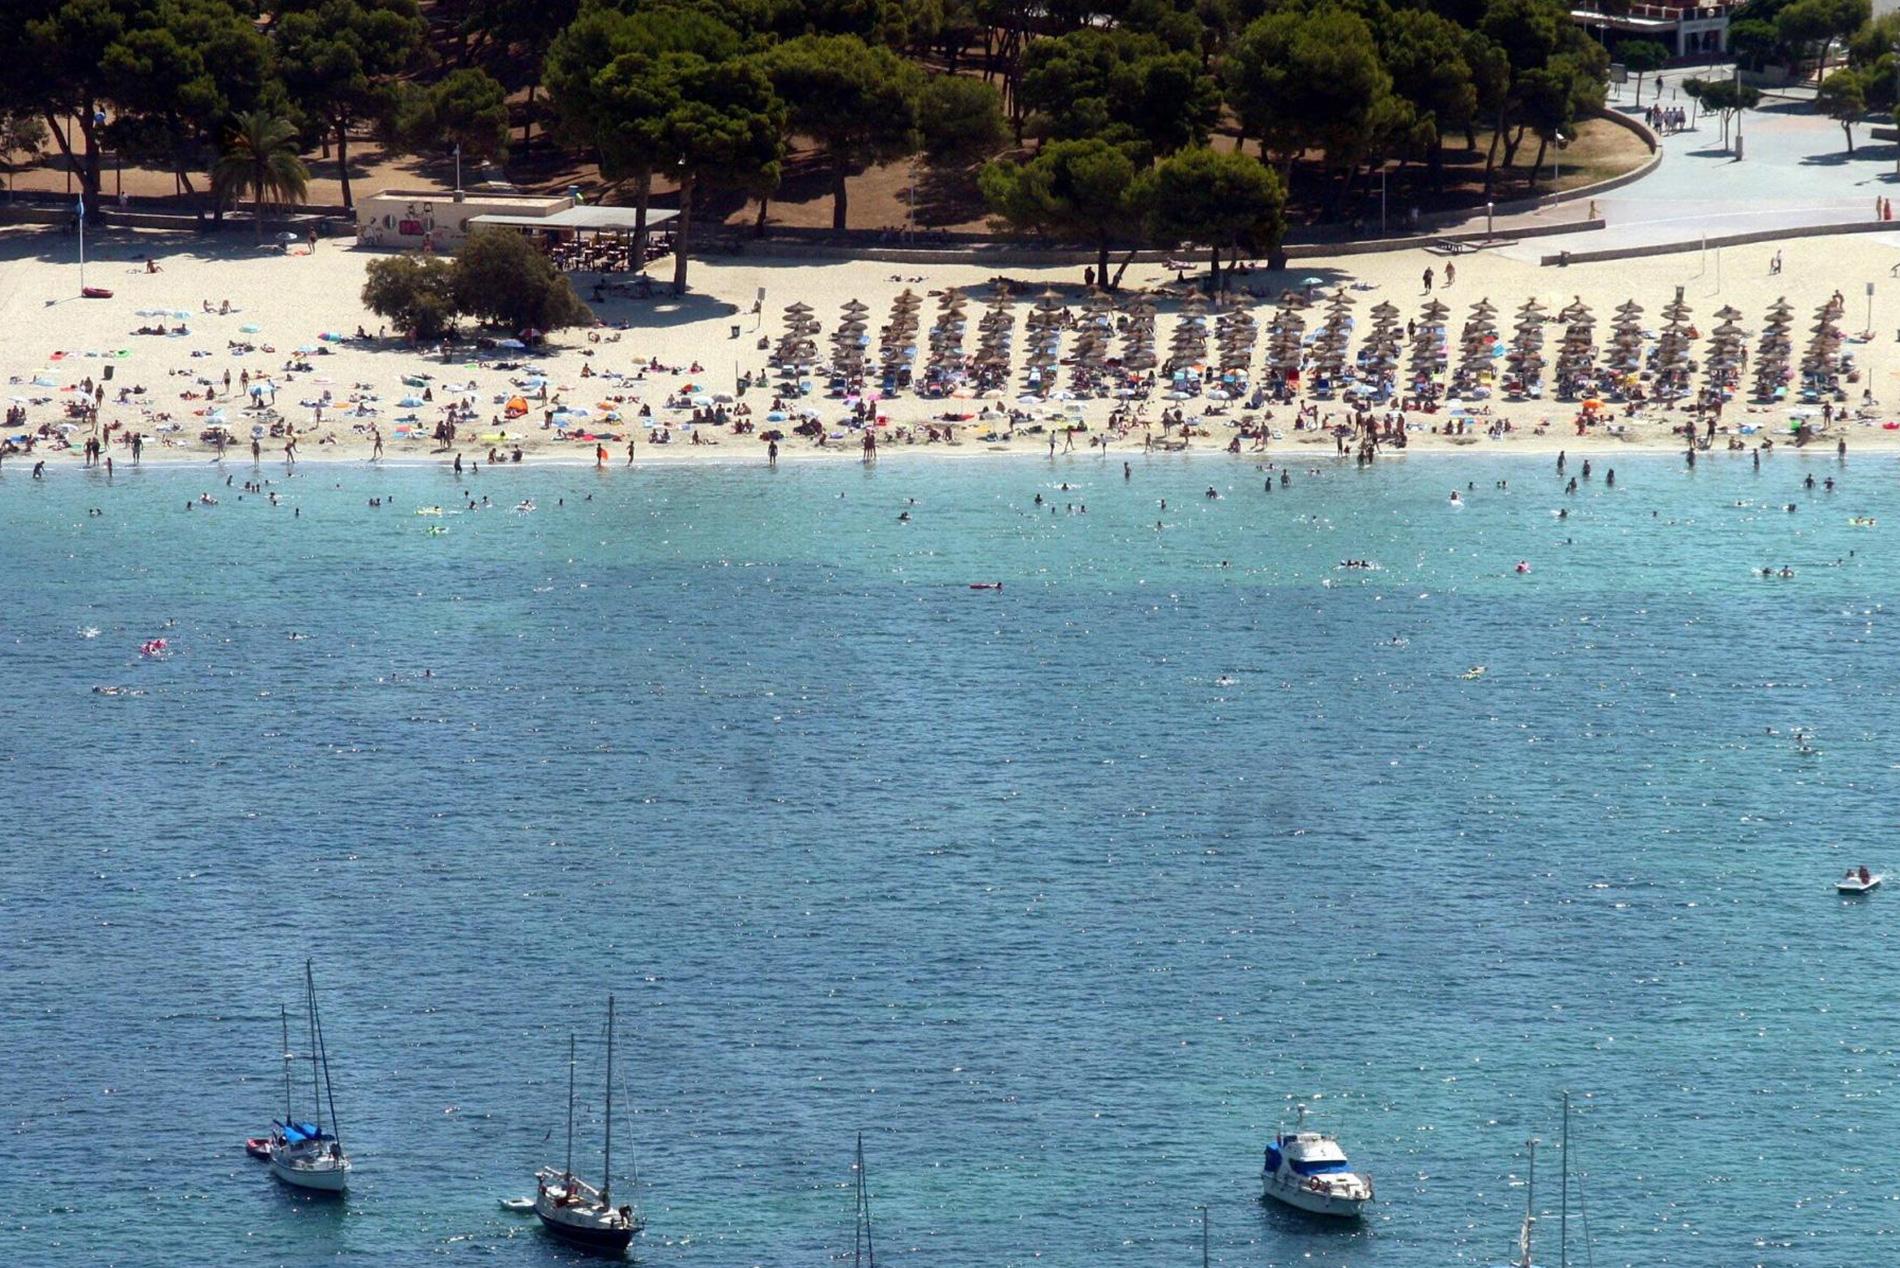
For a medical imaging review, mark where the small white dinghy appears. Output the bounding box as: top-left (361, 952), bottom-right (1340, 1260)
top-left (1838, 866), bottom-right (1882, 894)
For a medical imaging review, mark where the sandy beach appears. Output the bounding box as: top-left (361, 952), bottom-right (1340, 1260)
top-left (5, 223), bottom-right (1900, 471)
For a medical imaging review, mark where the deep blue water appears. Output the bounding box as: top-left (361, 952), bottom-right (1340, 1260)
top-left (2, 450), bottom-right (1898, 1268)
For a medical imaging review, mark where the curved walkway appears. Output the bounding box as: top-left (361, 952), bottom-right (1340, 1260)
top-left (1490, 66), bottom-right (1892, 261)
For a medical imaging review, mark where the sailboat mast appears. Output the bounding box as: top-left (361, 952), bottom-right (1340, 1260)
top-left (310, 961), bottom-right (342, 1145)
top-left (855, 1132), bottom-right (874, 1268)
top-left (603, 994), bottom-right (615, 1206)
top-left (565, 1033), bottom-right (575, 1180)
top-left (1523, 1137), bottom-right (1538, 1268)
top-left (280, 1004), bottom-right (291, 1123)
top-left (306, 961), bottom-right (321, 1135)
top-left (1561, 1091), bottom-right (1570, 1268)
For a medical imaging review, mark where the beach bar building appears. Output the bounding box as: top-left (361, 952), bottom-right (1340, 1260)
top-left (1570, 0), bottom-right (1735, 56)
top-left (355, 189), bottom-right (678, 258)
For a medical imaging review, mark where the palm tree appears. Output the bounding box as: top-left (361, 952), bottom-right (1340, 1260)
top-left (213, 111), bottom-right (310, 243)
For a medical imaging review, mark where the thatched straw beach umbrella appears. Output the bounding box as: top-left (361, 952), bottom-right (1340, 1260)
top-left (1456, 297), bottom-right (1499, 383)
top-left (1607, 299), bottom-right (1645, 375)
top-left (1753, 297), bottom-right (1794, 401)
top-left (1505, 297), bottom-right (1548, 394)
top-left (1408, 298), bottom-right (1450, 385)
top-left (1555, 297), bottom-right (1595, 397)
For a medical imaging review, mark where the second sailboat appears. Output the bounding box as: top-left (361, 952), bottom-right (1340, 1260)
top-left (535, 995), bottom-right (644, 1251)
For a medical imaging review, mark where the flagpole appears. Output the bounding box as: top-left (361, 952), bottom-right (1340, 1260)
top-left (77, 197), bottom-right (85, 292)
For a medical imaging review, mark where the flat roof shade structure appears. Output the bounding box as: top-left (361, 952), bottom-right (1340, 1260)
top-left (467, 207), bottom-right (680, 232)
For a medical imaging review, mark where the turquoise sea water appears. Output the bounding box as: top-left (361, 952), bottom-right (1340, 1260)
top-left (2, 451), bottom-right (1898, 1267)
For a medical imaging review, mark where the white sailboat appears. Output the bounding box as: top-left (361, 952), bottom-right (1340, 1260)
top-left (267, 960), bottom-right (350, 1194)
top-left (1504, 1093), bottom-right (1594, 1268)
top-left (1511, 1137), bottom-right (1538, 1268)
top-left (534, 995), bottom-right (643, 1252)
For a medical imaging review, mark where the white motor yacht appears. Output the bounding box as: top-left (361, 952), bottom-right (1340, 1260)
top-left (1260, 1104), bottom-right (1373, 1218)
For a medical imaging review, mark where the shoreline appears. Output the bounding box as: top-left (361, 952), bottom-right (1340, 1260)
top-left (16, 430), bottom-right (1879, 473)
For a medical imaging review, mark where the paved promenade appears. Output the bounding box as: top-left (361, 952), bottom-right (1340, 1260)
top-left (1444, 67), bottom-right (1900, 260)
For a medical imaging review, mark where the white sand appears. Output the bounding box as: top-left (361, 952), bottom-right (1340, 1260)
top-left (3, 225), bottom-right (1896, 469)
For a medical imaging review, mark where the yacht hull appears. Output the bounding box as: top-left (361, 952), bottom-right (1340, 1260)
top-left (1262, 1176), bottom-right (1368, 1218)
top-left (536, 1204), bottom-right (634, 1251)
top-left (270, 1155), bottom-right (349, 1194)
